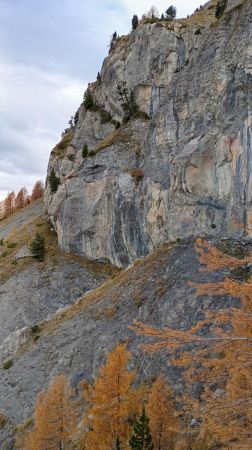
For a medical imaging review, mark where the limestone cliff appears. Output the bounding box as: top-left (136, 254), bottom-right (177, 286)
top-left (45, 0), bottom-right (252, 266)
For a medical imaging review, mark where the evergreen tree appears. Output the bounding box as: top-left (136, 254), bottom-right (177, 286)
top-left (112, 31), bottom-right (117, 40)
top-left (165, 6), bottom-right (176, 19)
top-left (130, 408), bottom-right (153, 450)
top-left (97, 72), bottom-right (102, 83)
top-left (48, 168), bottom-right (60, 193)
top-left (83, 88), bottom-right (94, 109)
top-left (82, 143), bottom-right (89, 158)
top-left (161, 13), bottom-right (165, 20)
top-left (132, 14), bottom-right (139, 30)
top-left (30, 232), bottom-right (45, 261)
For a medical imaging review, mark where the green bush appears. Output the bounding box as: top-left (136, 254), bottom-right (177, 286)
top-left (48, 168), bottom-right (60, 193)
top-left (30, 232), bottom-right (45, 261)
top-left (7, 242), bottom-right (17, 249)
top-left (88, 150), bottom-right (96, 157)
top-left (67, 154), bottom-right (75, 162)
top-left (1, 251), bottom-right (8, 258)
top-left (0, 239), bottom-right (4, 246)
top-left (31, 324), bottom-right (41, 334)
top-left (3, 360), bottom-right (13, 370)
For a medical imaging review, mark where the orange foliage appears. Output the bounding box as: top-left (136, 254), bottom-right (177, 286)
top-left (131, 240), bottom-right (252, 448)
top-left (31, 180), bottom-right (44, 201)
top-left (147, 375), bottom-right (179, 449)
top-left (25, 375), bottom-right (77, 450)
top-left (83, 344), bottom-right (140, 450)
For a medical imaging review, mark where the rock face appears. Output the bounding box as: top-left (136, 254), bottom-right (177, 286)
top-left (45, 0), bottom-right (252, 267)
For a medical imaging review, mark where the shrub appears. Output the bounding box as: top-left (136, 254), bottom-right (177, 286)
top-left (48, 168), bottom-right (60, 193)
top-left (82, 143), bottom-right (89, 158)
top-left (117, 83), bottom-right (139, 122)
top-left (88, 150), bottom-right (96, 157)
top-left (7, 242), bottom-right (17, 249)
top-left (215, 0), bottom-right (228, 18)
top-left (11, 259), bottom-right (17, 266)
top-left (1, 251), bottom-right (8, 257)
top-left (3, 360), bottom-right (13, 370)
top-left (67, 154), bottom-right (75, 162)
top-left (31, 324), bottom-right (41, 334)
top-left (0, 239), bottom-right (4, 246)
top-left (30, 232), bottom-right (45, 261)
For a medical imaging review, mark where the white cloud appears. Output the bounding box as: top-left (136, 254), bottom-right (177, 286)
top-left (0, 61), bottom-right (86, 198)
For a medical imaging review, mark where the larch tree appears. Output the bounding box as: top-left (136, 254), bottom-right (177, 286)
top-left (130, 239), bottom-right (252, 448)
top-left (4, 191), bottom-right (16, 217)
top-left (146, 375), bottom-right (179, 449)
top-left (31, 180), bottom-right (44, 201)
top-left (84, 344), bottom-right (140, 450)
top-left (25, 375), bottom-right (77, 450)
top-left (16, 187), bottom-right (28, 209)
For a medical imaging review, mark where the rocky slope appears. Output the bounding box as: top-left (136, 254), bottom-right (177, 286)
top-left (1, 234), bottom-right (249, 447)
top-left (45, 0), bottom-right (252, 267)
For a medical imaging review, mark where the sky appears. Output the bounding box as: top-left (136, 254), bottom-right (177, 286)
top-left (0, 0), bottom-right (201, 200)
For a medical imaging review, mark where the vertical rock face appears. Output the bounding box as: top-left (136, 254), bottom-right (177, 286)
top-left (45, 0), bottom-right (252, 267)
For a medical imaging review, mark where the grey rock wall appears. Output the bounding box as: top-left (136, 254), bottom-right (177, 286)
top-left (45, 0), bottom-right (252, 266)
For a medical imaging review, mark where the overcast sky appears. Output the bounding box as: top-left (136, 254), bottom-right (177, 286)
top-left (0, 0), bottom-right (201, 200)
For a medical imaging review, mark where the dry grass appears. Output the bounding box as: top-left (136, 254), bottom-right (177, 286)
top-left (51, 129), bottom-right (74, 157)
top-left (95, 126), bottom-right (133, 152)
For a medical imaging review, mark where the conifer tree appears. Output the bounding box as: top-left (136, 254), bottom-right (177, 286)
top-left (25, 375), bottom-right (77, 450)
top-left (132, 15), bottom-right (139, 30)
top-left (129, 407), bottom-right (153, 450)
top-left (165, 6), bottom-right (176, 20)
top-left (48, 168), bottom-right (60, 193)
top-left (31, 180), bottom-right (44, 201)
top-left (83, 88), bottom-right (94, 109)
top-left (84, 344), bottom-right (139, 450)
top-left (82, 143), bottom-right (89, 158)
top-left (147, 375), bottom-right (179, 449)
top-left (30, 232), bottom-right (45, 261)
top-left (16, 187), bottom-right (28, 209)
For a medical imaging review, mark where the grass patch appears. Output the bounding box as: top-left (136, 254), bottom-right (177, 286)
top-left (52, 129), bottom-right (74, 157)
top-left (95, 126), bottom-right (133, 152)
top-left (7, 242), bottom-right (17, 249)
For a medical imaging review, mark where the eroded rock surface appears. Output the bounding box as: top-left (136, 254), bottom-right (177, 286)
top-left (45, 0), bottom-right (252, 266)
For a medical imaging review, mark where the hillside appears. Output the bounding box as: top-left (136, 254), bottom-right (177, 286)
top-left (0, 0), bottom-right (252, 448)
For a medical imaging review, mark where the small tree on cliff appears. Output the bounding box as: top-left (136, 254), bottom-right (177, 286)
top-left (48, 168), bottom-right (60, 193)
top-left (165, 6), bottom-right (176, 20)
top-left (132, 14), bottom-right (139, 30)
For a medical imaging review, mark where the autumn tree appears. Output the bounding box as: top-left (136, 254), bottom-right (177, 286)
top-left (147, 375), bottom-right (179, 449)
top-left (16, 187), bottom-right (28, 209)
top-left (3, 191), bottom-right (16, 217)
top-left (131, 239), bottom-right (252, 448)
top-left (84, 344), bottom-right (140, 450)
top-left (130, 407), bottom-right (153, 450)
top-left (25, 375), bottom-right (77, 450)
top-left (31, 180), bottom-right (44, 201)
